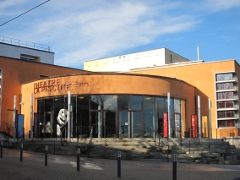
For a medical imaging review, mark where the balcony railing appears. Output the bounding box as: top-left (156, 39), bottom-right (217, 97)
top-left (0, 35), bottom-right (51, 52)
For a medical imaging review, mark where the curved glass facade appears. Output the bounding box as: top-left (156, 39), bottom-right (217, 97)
top-left (36, 95), bottom-right (185, 139)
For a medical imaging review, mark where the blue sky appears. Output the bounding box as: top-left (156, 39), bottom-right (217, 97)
top-left (0, 0), bottom-right (240, 69)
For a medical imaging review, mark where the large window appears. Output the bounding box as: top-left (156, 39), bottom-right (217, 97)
top-left (216, 73), bottom-right (233, 81)
top-left (118, 95), bottom-right (130, 110)
top-left (217, 111), bottom-right (235, 118)
top-left (217, 101), bottom-right (234, 109)
top-left (37, 95), bottom-right (185, 138)
top-left (218, 120), bottom-right (235, 127)
top-left (131, 96), bottom-right (143, 110)
top-left (217, 92), bottom-right (234, 100)
top-left (216, 83), bottom-right (234, 90)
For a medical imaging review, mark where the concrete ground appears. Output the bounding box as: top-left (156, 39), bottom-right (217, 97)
top-left (0, 148), bottom-right (240, 180)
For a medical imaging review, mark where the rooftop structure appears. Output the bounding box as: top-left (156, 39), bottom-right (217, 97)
top-left (84, 48), bottom-right (190, 72)
top-left (0, 35), bottom-right (54, 64)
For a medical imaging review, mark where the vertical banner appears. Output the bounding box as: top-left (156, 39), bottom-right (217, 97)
top-left (191, 114), bottom-right (198, 138)
top-left (17, 114), bottom-right (24, 138)
top-left (163, 112), bottom-right (168, 138)
top-left (34, 113), bottom-right (39, 138)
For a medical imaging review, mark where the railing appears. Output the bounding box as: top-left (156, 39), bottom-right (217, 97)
top-left (0, 35), bottom-right (51, 52)
top-left (0, 121), bottom-right (14, 138)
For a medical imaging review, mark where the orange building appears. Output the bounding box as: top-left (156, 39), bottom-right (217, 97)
top-left (130, 60), bottom-right (240, 138)
top-left (0, 50), bottom-right (239, 139)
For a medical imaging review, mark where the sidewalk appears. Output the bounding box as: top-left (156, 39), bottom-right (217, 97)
top-left (0, 148), bottom-right (240, 180)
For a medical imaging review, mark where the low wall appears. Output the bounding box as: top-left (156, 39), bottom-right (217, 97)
top-left (224, 137), bottom-right (240, 149)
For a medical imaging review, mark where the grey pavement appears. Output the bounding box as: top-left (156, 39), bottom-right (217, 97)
top-left (0, 148), bottom-right (240, 180)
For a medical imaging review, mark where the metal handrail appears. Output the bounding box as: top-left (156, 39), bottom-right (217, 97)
top-left (0, 35), bottom-right (51, 52)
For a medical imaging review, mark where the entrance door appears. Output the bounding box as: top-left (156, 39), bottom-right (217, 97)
top-left (119, 111), bottom-right (143, 138)
top-left (131, 112), bottom-right (143, 138)
top-left (175, 113), bottom-right (181, 138)
top-left (119, 112), bottom-right (130, 138)
top-left (104, 111), bottom-right (116, 138)
top-left (41, 111), bottom-right (53, 138)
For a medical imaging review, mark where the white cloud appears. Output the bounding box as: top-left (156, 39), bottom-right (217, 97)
top-left (202, 0), bottom-right (240, 12)
top-left (35, 1), bottom-right (198, 67)
top-left (4, 0), bottom-right (236, 68)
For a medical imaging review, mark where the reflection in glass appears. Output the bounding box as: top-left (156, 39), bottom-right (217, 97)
top-left (77, 96), bottom-right (90, 138)
top-left (105, 111), bottom-right (116, 137)
top-left (144, 96), bottom-right (155, 138)
top-left (37, 94), bottom-right (184, 139)
top-left (216, 73), bottom-right (233, 81)
top-left (104, 95), bottom-right (117, 110)
top-left (91, 95), bottom-right (104, 110)
top-left (132, 112), bottom-right (142, 137)
top-left (118, 95), bottom-right (130, 110)
top-left (131, 96), bottom-right (143, 110)
top-left (119, 112), bottom-right (129, 138)
top-left (91, 111), bottom-right (102, 138)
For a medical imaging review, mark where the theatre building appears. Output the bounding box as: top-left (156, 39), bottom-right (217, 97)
top-left (0, 45), bottom-right (240, 139)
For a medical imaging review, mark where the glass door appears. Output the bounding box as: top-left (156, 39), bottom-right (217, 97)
top-left (104, 111), bottom-right (116, 138)
top-left (41, 111), bottom-right (53, 138)
top-left (175, 113), bottom-right (181, 138)
top-left (119, 112), bottom-right (130, 138)
top-left (131, 112), bottom-right (143, 138)
top-left (119, 111), bottom-right (143, 138)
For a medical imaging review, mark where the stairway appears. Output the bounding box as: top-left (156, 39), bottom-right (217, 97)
top-left (2, 138), bottom-right (240, 164)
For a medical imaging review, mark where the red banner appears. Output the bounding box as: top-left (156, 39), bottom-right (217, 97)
top-left (163, 112), bottom-right (168, 138)
top-left (191, 114), bottom-right (198, 138)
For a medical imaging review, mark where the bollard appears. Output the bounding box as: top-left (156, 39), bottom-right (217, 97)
top-left (172, 154), bottom-right (177, 180)
top-left (20, 143), bottom-right (23, 162)
top-left (45, 145), bottom-right (48, 166)
top-left (117, 151), bottom-right (121, 178)
top-left (201, 150), bottom-right (203, 164)
top-left (0, 141), bottom-right (3, 158)
top-left (77, 148), bottom-right (80, 172)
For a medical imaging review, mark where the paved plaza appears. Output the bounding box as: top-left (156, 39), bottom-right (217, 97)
top-left (0, 148), bottom-right (240, 180)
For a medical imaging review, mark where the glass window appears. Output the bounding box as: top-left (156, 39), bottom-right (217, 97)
top-left (218, 120), bottom-right (235, 127)
top-left (156, 97), bottom-right (167, 118)
top-left (131, 95), bottom-right (143, 110)
top-left (217, 111), bottom-right (235, 118)
top-left (90, 95), bottom-right (104, 110)
top-left (174, 99), bottom-right (181, 113)
top-left (77, 96), bottom-right (90, 137)
top-left (91, 111), bottom-right (102, 138)
top-left (217, 101), bottom-right (234, 109)
top-left (143, 96), bottom-right (155, 138)
top-left (217, 92), bottom-right (234, 99)
top-left (103, 95), bottom-right (117, 110)
top-left (216, 83), bottom-right (233, 90)
top-left (216, 73), bottom-right (233, 81)
top-left (118, 95), bottom-right (130, 110)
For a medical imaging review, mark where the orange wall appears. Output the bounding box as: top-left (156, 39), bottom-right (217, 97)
top-left (130, 60), bottom-right (238, 138)
top-left (21, 74), bottom-right (196, 137)
top-left (0, 56), bottom-right (88, 133)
